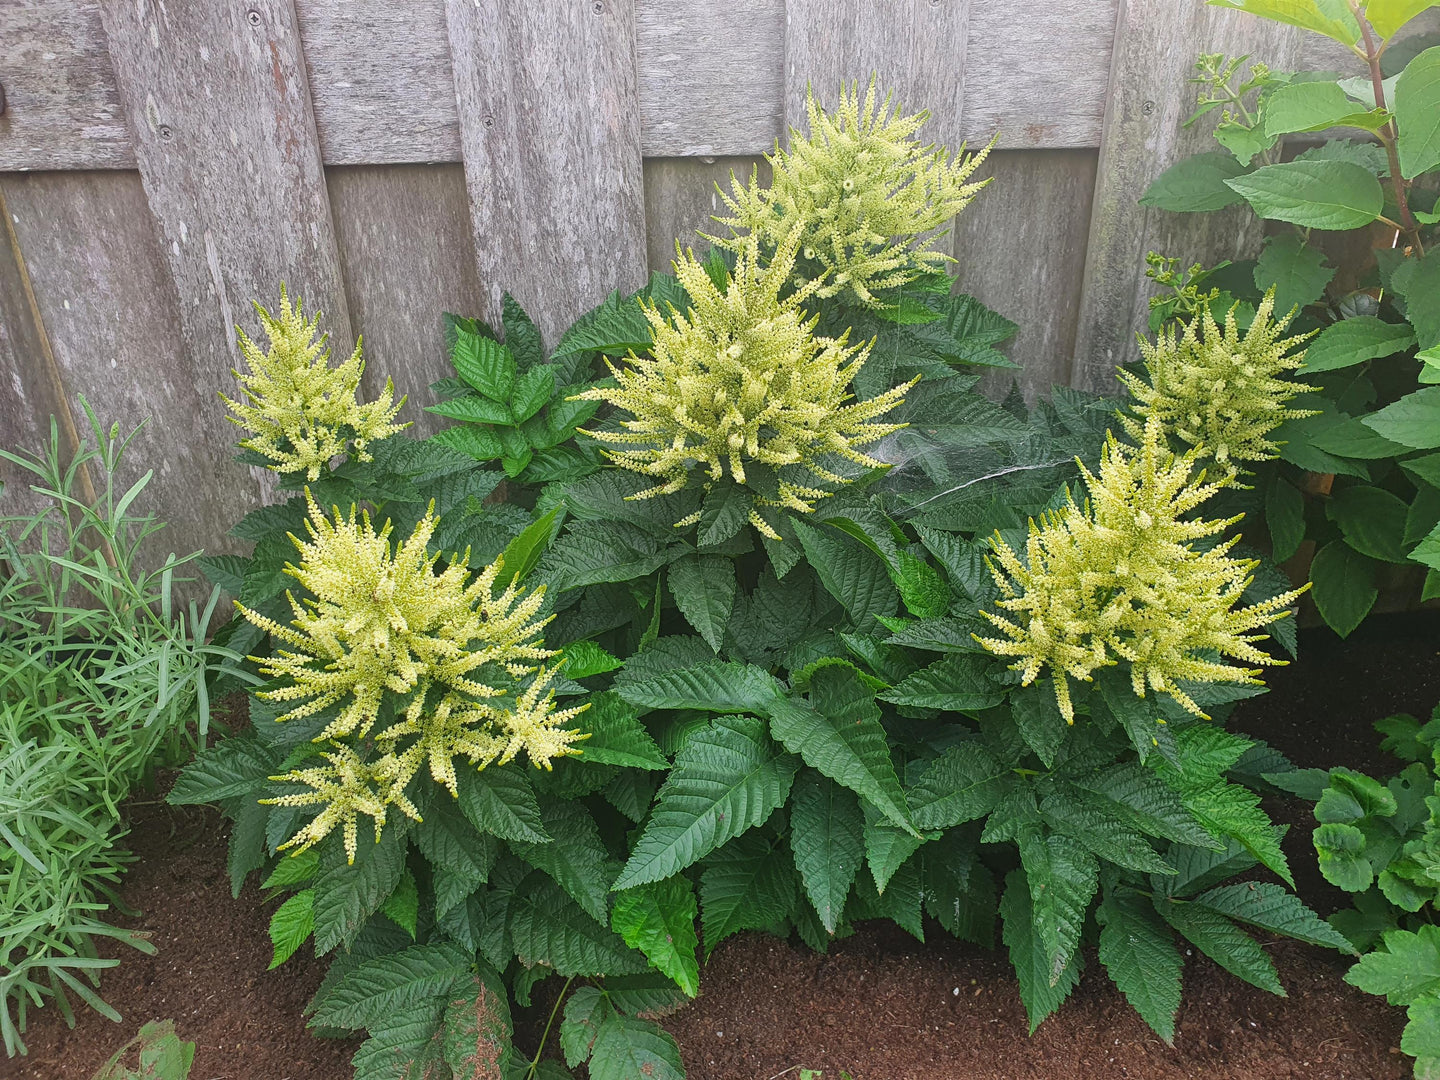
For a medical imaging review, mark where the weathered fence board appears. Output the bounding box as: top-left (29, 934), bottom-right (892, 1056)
top-left (295, 0), bottom-right (462, 166)
top-left (0, 184), bottom-right (78, 513)
top-left (642, 156), bottom-right (770, 273)
top-left (783, 0), bottom-right (972, 152)
top-left (962, 0), bottom-right (1119, 149)
top-left (1071, 0), bottom-right (1300, 392)
top-left (325, 164), bottom-right (483, 433)
top-left (99, 0), bottom-right (352, 524)
top-left (634, 1), bottom-right (786, 158)
top-left (951, 150), bottom-right (1100, 403)
top-left (0, 1), bottom-right (133, 171)
top-left (444, 0), bottom-right (648, 345)
top-left (0, 171), bottom-right (240, 558)
top-left (1, 0), bottom-right (1141, 174)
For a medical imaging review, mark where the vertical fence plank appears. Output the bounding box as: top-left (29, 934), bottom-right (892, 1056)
top-left (98, 0), bottom-right (352, 521)
top-left (951, 150), bottom-right (1099, 403)
top-left (2, 172), bottom-right (240, 561)
top-left (783, 0), bottom-right (971, 151)
top-left (1071, 0), bottom-right (1300, 392)
top-left (642, 156), bottom-right (771, 272)
top-left (326, 164), bottom-right (484, 434)
top-left (444, 0), bottom-right (647, 348)
top-left (0, 184), bottom-right (79, 518)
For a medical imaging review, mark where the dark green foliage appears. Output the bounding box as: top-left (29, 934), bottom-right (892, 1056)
top-left (1283, 702), bottom-right (1440, 1077)
top-left (1138, 19), bottom-right (1440, 635)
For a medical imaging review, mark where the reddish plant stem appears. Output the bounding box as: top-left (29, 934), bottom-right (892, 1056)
top-left (1351, 2), bottom-right (1425, 255)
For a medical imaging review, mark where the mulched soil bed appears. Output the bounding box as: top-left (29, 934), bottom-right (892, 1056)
top-left (6, 612), bottom-right (1437, 1080)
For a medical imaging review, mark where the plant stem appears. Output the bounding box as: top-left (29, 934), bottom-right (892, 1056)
top-left (1350, 0), bottom-right (1426, 256)
top-left (525, 976), bottom-right (575, 1080)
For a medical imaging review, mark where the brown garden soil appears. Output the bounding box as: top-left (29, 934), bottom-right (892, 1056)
top-left (5, 612), bottom-right (1438, 1080)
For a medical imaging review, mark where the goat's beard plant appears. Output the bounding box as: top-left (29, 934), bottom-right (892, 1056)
top-left (178, 81), bottom-right (1350, 1080)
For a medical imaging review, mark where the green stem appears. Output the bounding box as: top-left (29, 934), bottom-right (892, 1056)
top-left (525, 976), bottom-right (575, 1080)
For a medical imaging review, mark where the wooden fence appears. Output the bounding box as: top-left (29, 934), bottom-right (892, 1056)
top-left (1, 0), bottom-right (1434, 561)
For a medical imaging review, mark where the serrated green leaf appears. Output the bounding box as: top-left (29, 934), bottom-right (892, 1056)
top-left (457, 766), bottom-right (550, 845)
top-left (906, 742), bottom-right (1010, 830)
top-left (1207, 0), bottom-right (1360, 46)
top-left (509, 874), bottom-right (649, 977)
top-left (879, 654), bottom-right (1005, 712)
top-left (1263, 81), bottom-right (1389, 137)
top-left (1397, 46), bottom-right (1440, 178)
top-left (382, 868), bottom-right (419, 939)
top-left (511, 366), bottom-right (556, 424)
top-left (263, 848), bottom-right (320, 890)
top-left (1096, 889), bottom-right (1182, 1044)
top-left (454, 334), bottom-right (517, 402)
top-left (1189, 882), bottom-right (1355, 952)
top-left (611, 877), bottom-right (701, 996)
top-left (561, 640), bottom-right (624, 680)
top-left (1010, 680), bottom-right (1069, 767)
top-left (1155, 898), bottom-right (1283, 994)
top-left (499, 504), bottom-right (564, 586)
top-left (863, 803), bottom-right (930, 895)
top-left (1140, 152), bottom-right (1249, 211)
top-left (1254, 233), bottom-right (1335, 314)
top-left (313, 823), bottom-right (409, 954)
top-left (427, 395), bottom-right (515, 425)
top-left (1327, 485), bottom-right (1412, 563)
top-left (1019, 831), bottom-right (1098, 981)
top-left (697, 482), bottom-right (752, 546)
top-left (433, 424), bottom-right (505, 462)
top-left (553, 290), bottom-right (654, 358)
top-left (168, 733), bottom-right (274, 804)
top-left (1001, 869), bottom-right (1081, 1032)
top-left (268, 889), bottom-right (315, 970)
top-left (1074, 763), bottom-right (1218, 850)
top-left (413, 798), bottom-right (497, 887)
top-left (545, 523), bottom-right (676, 591)
top-left (792, 517), bottom-right (898, 624)
top-left (790, 773), bottom-right (865, 934)
top-left (616, 659), bottom-right (781, 714)
top-left (560, 986), bottom-right (613, 1068)
top-left (769, 666), bottom-right (914, 834)
top-left (573, 693), bottom-right (668, 770)
top-left (587, 1015), bottom-right (684, 1080)
top-left (699, 831), bottom-right (797, 957)
top-left (1224, 160), bottom-right (1383, 230)
top-left (1315, 821), bottom-right (1374, 890)
top-left (668, 554), bottom-right (737, 652)
top-left (310, 942), bottom-right (472, 1030)
top-left (1266, 477), bottom-right (1306, 562)
top-left (1310, 540), bottom-right (1379, 637)
top-left (1346, 925), bottom-right (1440, 1004)
top-left (1300, 316), bottom-right (1416, 373)
top-left (615, 715), bottom-right (797, 889)
top-left (510, 801), bottom-right (616, 923)
top-left (443, 972), bottom-right (514, 1080)
top-left (1040, 789), bottom-right (1174, 875)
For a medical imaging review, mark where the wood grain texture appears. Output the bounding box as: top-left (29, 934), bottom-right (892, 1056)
top-left (325, 164), bottom-right (483, 435)
top-left (783, 0), bottom-right (972, 153)
top-left (444, 0), bottom-right (648, 345)
top-left (963, 0), bottom-right (1119, 149)
top-left (0, 183), bottom-right (76, 518)
top-left (1070, 0), bottom-right (1300, 392)
top-left (3, 0), bottom-right (1142, 171)
top-left (950, 150), bottom-right (1099, 404)
top-left (295, 0), bottom-right (462, 165)
top-left (0, 0), bottom-right (133, 171)
top-left (1, 171), bottom-right (246, 560)
top-left (634, 0), bottom-right (785, 157)
top-left (98, 0), bottom-right (351, 514)
top-left (642, 156), bottom-right (770, 272)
